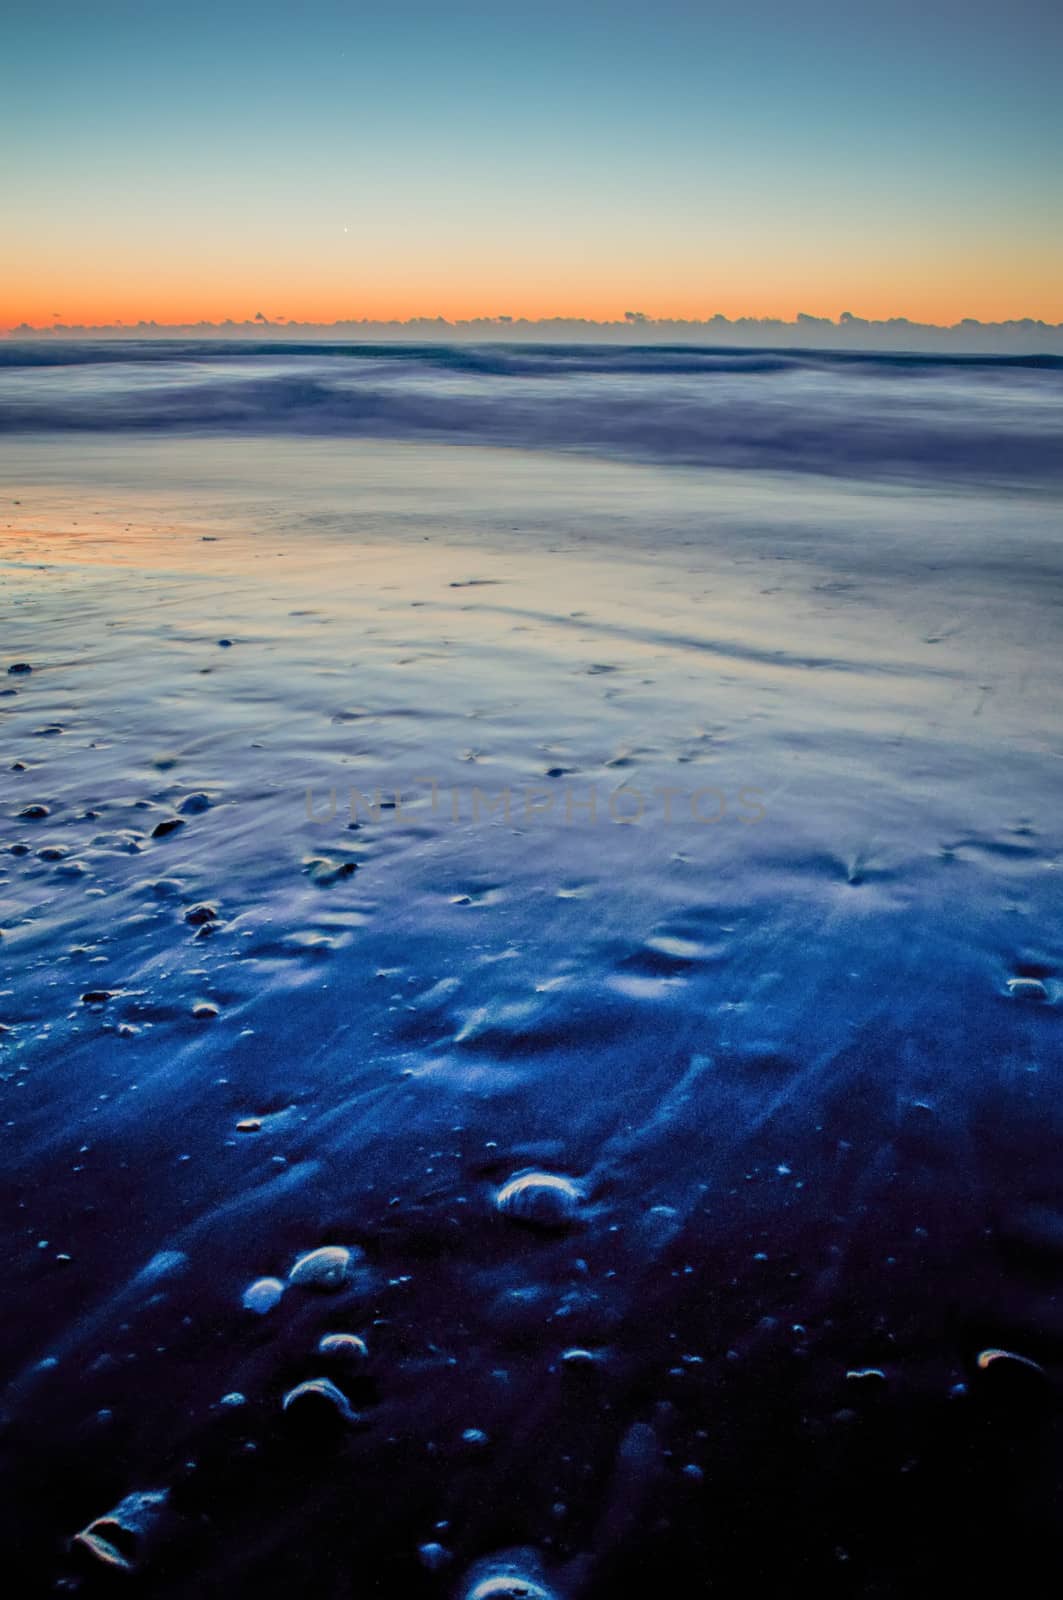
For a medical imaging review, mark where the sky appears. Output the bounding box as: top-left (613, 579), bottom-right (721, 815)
top-left (3, 0), bottom-right (1061, 330)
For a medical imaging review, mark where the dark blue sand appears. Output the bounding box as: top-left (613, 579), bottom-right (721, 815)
top-left (1, 349), bottom-right (1062, 1595)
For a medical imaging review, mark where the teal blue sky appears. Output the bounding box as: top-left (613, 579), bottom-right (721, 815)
top-left (4, 0), bottom-right (1061, 326)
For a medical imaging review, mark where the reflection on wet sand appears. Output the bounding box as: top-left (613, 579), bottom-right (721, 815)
top-left (1, 435), bottom-right (1062, 1596)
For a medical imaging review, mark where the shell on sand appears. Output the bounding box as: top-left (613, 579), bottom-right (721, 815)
top-left (282, 1377), bottom-right (357, 1424)
top-left (1006, 976), bottom-right (1049, 1002)
top-left (976, 1346), bottom-right (1046, 1377)
top-left (318, 1332), bottom-right (369, 1362)
top-left (495, 1171), bottom-right (584, 1230)
top-left (289, 1244), bottom-right (360, 1291)
top-left (72, 1489), bottom-right (169, 1572)
top-left (461, 1556), bottom-right (557, 1600)
top-left (242, 1277), bottom-right (285, 1314)
top-left (466, 1584), bottom-right (555, 1600)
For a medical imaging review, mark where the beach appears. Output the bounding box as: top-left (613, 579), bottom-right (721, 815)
top-left (2, 348), bottom-right (1063, 1595)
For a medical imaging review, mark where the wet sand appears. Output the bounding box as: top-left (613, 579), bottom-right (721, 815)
top-left (2, 434), bottom-right (1063, 1595)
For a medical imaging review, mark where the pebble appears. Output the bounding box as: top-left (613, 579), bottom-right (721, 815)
top-left (151, 878), bottom-right (183, 897)
top-left (304, 856), bottom-right (359, 886)
top-left (281, 1377), bottom-right (357, 1425)
top-left (495, 1171), bottom-right (584, 1230)
top-left (1006, 977), bottom-right (1049, 1002)
top-left (192, 1002), bottom-right (219, 1020)
top-left (235, 1117), bottom-right (262, 1133)
top-left (242, 1277), bottom-right (285, 1314)
top-left (178, 792), bottom-right (213, 814)
top-left (560, 1347), bottom-right (600, 1370)
top-left (461, 1558), bottom-right (557, 1600)
top-left (289, 1244), bottom-right (360, 1291)
top-left (975, 1347), bottom-right (1047, 1385)
top-left (220, 1392), bottom-right (246, 1408)
top-left (7, 662), bottom-right (32, 674)
top-left (845, 1367), bottom-right (888, 1391)
top-left (151, 817), bottom-right (185, 839)
top-left (81, 990), bottom-right (115, 1005)
top-left (19, 804), bottom-right (50, 819)
top-left (418, 1542), bottom-right (452, 1572)
top-left (317, 1332), bottom-right (369, 1363)
top-left (184, 903), bottom-right (219, 926)
top-left (72, 1489), bottom-right (169, 1573)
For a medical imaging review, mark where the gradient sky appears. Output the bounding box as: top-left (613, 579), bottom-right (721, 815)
top-left (3, 0), bottom-right (1061, 329)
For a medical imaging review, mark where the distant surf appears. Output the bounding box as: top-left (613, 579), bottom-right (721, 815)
top-left (1, 341), bottom-right (1060, 488)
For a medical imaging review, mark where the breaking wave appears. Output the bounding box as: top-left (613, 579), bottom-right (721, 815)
top-left (1, 340), bottom-right (1060, 487)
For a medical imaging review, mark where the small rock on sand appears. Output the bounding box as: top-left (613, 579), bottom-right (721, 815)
top-left (317, 1333), bottom-right (370, 1365)
top-left (242, 1277), bottom-right (285, 1314)
top-left (184, 903), bottom-right (219, 926)
top-left (151, 817), bottom-right (185, 839)
top-left (289, 1244), bottom-right (360, 1291)
top-left (495, 1171), bottom-right (584, 1230)
top-left (179, 792), bottom-right (213, 814)
top-left (282, 1377), bottom-right (357, 1425)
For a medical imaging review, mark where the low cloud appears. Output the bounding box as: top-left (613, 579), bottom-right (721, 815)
top-left (4, 312), bottom-right (1062, 354)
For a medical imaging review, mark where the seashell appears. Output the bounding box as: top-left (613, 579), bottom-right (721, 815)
top-left (418, 1541), bottom-right (451, 1571)
top-left (72, 1489), bottom-right (169, 1572)
top-left (974, 1347), bottom-right (1050, 1405)
top-left (461, 1554), bottom-right (557, 1600)
top-left (976, 1347), bottom-right (1046, 1379)
top-left (304, 856), bottom-right (359, 886)
top-left (465, 1582), bottom-right (555, 1600)
top-left (289, 1244), bottom-right (360, 1291)
top-left (282, 1377), bottom-right (357, 1425)
top-left (845, 1366), bottom-right (888, 1391)
top-left (317, 1332), bottom-right (369, 1362)
top-left (560, 1347), bottom-right (600, 1369)
top-left (242, 1277), bottom-right (285, 1314)
top-left (1006, 976), bottom-right (1049, 1002)
top-left (495, 1171), bottom-right (584, 1230)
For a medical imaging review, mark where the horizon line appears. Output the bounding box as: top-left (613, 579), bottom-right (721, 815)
top-left (4, 308), bottom-right (1056, 356)
top-left (5, 311), bottom-right (1062, 357)
top-left (6, 311), bottom-right (1062, 335)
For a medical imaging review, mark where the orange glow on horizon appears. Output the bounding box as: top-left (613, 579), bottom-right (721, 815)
top-left (4, 223), bottom-right (1058, 332)
top-left (4, 286), bottom-right (1061, 332)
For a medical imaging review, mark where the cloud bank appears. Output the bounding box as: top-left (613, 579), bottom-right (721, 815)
top-left (4, 311), bottom-right (1063, 355)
